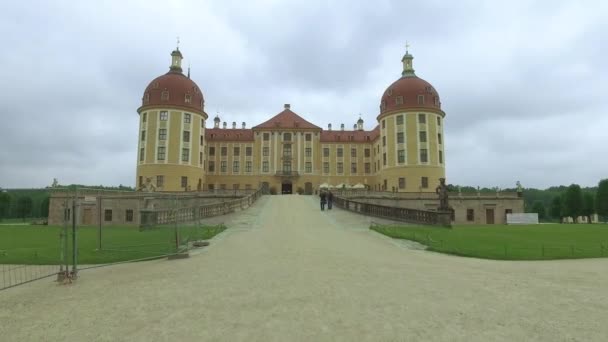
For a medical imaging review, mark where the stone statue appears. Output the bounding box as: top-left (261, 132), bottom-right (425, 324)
top-left (52, 178), bottom-right (59, 187)
top-left (516, 181), bottom-right (523, 192)
top-left (435, 177), bottom-right (449, 211)
top-left (142, 177), bottom-right (156, 192)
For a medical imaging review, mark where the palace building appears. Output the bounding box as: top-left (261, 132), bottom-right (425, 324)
top-left (136, 47), bottom-right (446, 195)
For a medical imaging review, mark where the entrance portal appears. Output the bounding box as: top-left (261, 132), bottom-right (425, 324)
top-left (304, 182), bottom-right (313, 195)
top-left (486, 208), bottom-right (495, 224)
top-left (281, 182), bottom-right (293, 194)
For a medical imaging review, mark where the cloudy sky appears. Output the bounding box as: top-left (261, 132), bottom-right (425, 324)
top-left (0, 0), bottom-right (606, 189)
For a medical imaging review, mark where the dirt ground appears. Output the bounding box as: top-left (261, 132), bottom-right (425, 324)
top-left (1, 195), bottom-right (607, 342)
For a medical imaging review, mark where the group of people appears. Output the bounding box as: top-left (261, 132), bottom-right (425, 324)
top-left (319, 190), bottom-right (333, 211)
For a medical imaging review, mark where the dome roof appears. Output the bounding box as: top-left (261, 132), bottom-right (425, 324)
top-left (139, 49), bottom-right (205, 113)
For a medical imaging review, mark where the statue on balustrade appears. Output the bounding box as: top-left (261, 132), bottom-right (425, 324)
top-left (435, 177), bottom-right (449, 211)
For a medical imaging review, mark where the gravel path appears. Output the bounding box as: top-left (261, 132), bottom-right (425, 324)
top-left (1, 195), bottom-right (607, 341)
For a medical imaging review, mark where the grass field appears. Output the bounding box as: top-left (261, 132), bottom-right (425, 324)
top-left (0, 224), bottom-right (226, 265)
top-left (371, 223), bottom-right (608, 260)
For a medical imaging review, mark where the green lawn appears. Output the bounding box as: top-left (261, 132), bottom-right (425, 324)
top-left (0, 224), bottom-right (226, 265)
top-left (371, 223), bottom-right (608, 260)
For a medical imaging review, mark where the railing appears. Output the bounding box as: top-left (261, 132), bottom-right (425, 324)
top-left (333, 189), bottom-right (521, 200)
top-left (274, 171), bottom-right (299, 177)
top-left (334, 196), bottom-right (448, 226)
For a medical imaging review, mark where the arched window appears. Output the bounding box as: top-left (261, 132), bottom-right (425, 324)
top-left (185, 94), bottom-right (192, 104)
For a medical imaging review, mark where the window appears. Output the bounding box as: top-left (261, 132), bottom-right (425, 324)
top-left (221, 147), bottom-right (227, 156)
top-left (159, 129), bottom-right (167, 140)
top-left (421, 177), bottom-right (429, 189)
top-left (183, 131), bottom-right (190, 142)
top-left (418, 113), bottom-right (426, 123)
top-left (220, 184), bottom-right (226, 190)
top-left (323, 162), bottom-right (329, 173)
top-left (181, 176), bottom-right (188, 188)
top-left (351, 148), bottom-right (356, 158)
top-left (397, 132), bottom-right (404, 144)
top-left (245, 161), bottom-right (252, 172)
top-left (220, 161), bottom-right (227, 172)
top-left (467, 209), bottom-right (475, 221)
top-left (305, 134), bottom-right (311, 141)
top-left (139, 176), bottom-right (143, 187)
top-left (245, 184), bottom-right (252, 190)
top-left (417, 95), bottom-right (424, 105)
top-left (283, 145), bottom-right (292, 158)
top-left (323, 148), bottom-right (329, 157)
top-left (419, 131), bottom-right (427, 142)
top-left (399, 177), bottom-right (406, 189)
top-left (126, 210), bottom-right (134, 222)
top-left (396, 115), bottom-right (404, 125)
top-left (144, 93), bottom-right (150, 103)
top-left (437, 117), bottom-right (441, 126)
top-left (420, 149), bottom-right (428, 163)
top-left (263, 147), bottom-right (269, 156)
top-left (284, 133), bottom-right (291, 141)
top-left (351, 162), bottom-right (357, 173)
top-left (208, 146), bottom-right (215, 156)
top-left (201, 119), bottom-right (205, 128)
top-left (233, 161), bottom-right (239, 173)
top-left (305, 162), bottom-right (312, 173)
top-left (305, 147), bottom-right (312, 157)
top-left (184, 113), bottom-right (191, 123)
top-left (337, 148), bottom-right (343, 157)
top-left (439, 150), bottom-right (443, 164)
top-left (233, 184), bottom-right (240, 190)
top-left (161, 91), bottom-right (169, 101)
top-left (160, 111), bottom-right (168, 121)
top-left (398, 149), bottom-right (405, 163)
top-left (383, 153), bottom-right (386, 166)
top-left (208, 161), bottom-right (215, 172)
top-left (262, 161), bottom-right (269, 172)
top-left (382, 136), bottom-right (386, 146)
top-left (181, 148), bottom-right (189, 162)
top-left (142, 113), bottom-right (147, 122)
top-left (141, 130), bottom-right (146, 141)
top-left (157, 147), bottom-right (165, 160)
top-left (139, 148), bottom-right (145, 162)
top-left (337, 162), bottom-right (343, 174)
top-left (156, 175), bottom-right (164, 187)
top-left (208, 184), bottom-right (214, 190)
top-left (104, 209), bottom-right (112, 222)
top-left (200, 136), bottom-right (204, 145)
top-left (246, 147), bottom-right (252, 156)
top-left (438, 133), bottom-right (442, 144)
top-left (364, 148), bottom-right (370, 158)
top-left (234, 147), bottom-right (240, 156)
top-left (185, 94), bottom-right (192, 104)
top-left (382, 120), bottom-right (386, 129)
top-left (263, 133), bottom-right (270, 141)
top-left (365, 162), bottom-right (370, 174)
top-left (395, 96), bottom-right (403, 105)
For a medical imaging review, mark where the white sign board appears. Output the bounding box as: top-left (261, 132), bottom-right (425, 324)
top-left (507, 213), bottom-right (539, 225)
top-left (83, 196), bottom-right (97, 203)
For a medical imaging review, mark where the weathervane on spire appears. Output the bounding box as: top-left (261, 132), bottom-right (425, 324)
top-left (405, 41), bottom-right (410, 53)
top-left (176, 36), bottom-right (180, 50)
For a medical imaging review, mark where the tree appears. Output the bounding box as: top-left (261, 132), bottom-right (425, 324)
top-left (0, 192), bottom-right (10, 221)
top-left (16, 196), bottom-right (33, 221)
top-left (40, 196), bottom-right (50, 218)
top-left (563, 184), bottom-right (583, 223)
top-left (597, 179), bottom-right (608, 220)
top-left (582, 193), bottom-right (595, 224)
top-left (531, 201), bottom-right (546, 220)
top-left (550, 196), bottom-right (563, 222)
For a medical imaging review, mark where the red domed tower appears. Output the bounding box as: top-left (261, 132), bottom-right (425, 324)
top-left (135, 48), bottom-right (208, 191)
top-left (374, 47), bottom-right (446, 192)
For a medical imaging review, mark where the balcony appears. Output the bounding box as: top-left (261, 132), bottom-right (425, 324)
top-left (275, 170), bottom-right (299, 178)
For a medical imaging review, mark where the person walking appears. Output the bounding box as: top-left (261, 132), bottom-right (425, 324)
top-left (327, 191), bottom-right (334, 210)
top-left (320, 191), bottom-right (327, 211)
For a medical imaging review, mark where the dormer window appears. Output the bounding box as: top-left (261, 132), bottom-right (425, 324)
top-left (417, 95), bottom-right (424, 105)
top-left (387, 89), bottom-right (393, 96)
top-left (144, 93), bottom-right (150, 103)
top-left (161, 91), bottom-right (169, 101)
top-left (395, 96), bottom-right (403, 105)
top-left (185, 94), bottom-right (192, 104)
top-left (434, 96), bottom-right (439, 106)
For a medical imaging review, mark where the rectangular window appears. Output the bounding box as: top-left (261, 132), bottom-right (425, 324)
top-left (233, 161), bottom-right (239, 173)
top-left (439, 150), bottom-right (443, 164)
top-left (221, 147), bottom-right (227, 156)
top-left (351, 148), bottom-right (356, 158)
top-left (417, 95), bottom-right (424, 105)
top-left (397, 132), bottom-right (404, 144)
top-left (382, 120), bottom-right (386, 129)
top-left (263, 147), bottom-right (269, 156)
top-left (245, 161), bottom-right (252, 172)
top-left (418, 113), bottom-right (426, 123)
top-left (233, 184), bottom-right (239, 190)
top-left (438, 133), bottom-right (442, 144)
top-left (160, 111), bottom-right (168, 121)
top-left (234, 147), bottom-right (240, 156)
top-left (184, 113), bottom-right (191, 123)
top-left (399, 177), bottom-right (406, 189)
top-left (183, 131), bottom-right (190, 142)
top-left (467, 209), bottom-right (475, 221)
top-left (208, 184), bottom-right (215, 190)
top-left (157, 147), bottom-right (166, 160)
top-left (283, 133), bottom-right (291, 141)
top-left (420, 149), bottom-right (428, 163)
top-left (142, 113), bottom-right (147, 123)
top-left (208, 146), bottom-right (215, 156)
top-left (396, 115), bottom-right (404, 125)
top-left (305, 162), bottom-right (312, 173)
top-left (220, 184), bottom-right (226, 190)
top-left (158, 129), bottom-right (167, 140)
top-left (419, 131), bottom-right (427, 143)
top-left (263, 133), bottom-right (270, 141)
top-left (181, 148), bottom-right (189, 162)
top-left (398, 149), bottom-right (405, 163)
top-left (382, 136), bottom-right (386, 146)
top-left (337, 162), bottom-right (343, 174)
top-left (246, 147), bottom-right (252, 156)
top-left (383, 153), bottom-right (386, 166)
top-left (208, 161), bottom-right (215, 172)
top-left (104, 209), bottom-right (112, 222)
top-left (200, 135), bottom-right (204, 145)
top-left (365, 162), bottom-right (370, 174)
top-left (139, 148), bottom-right (145, 162)
top-left (337, 148), bottom-right (343, 157)
top-left (323, 162), bottom-right (329, 173)
top-left (245, 184), bottom-right (252, 190)
top-left (305, 147), bottom-right (312, 157)
top-left (364, 148), bottom-right (370, 157)
top-left (220, 161), bottom-right (227, 172)
top-left (421, 176), bottom-right (429, 189)
top-left (126, 210), bottom-right (133, 222)
top-left (305, 134), bottom-right (311, 141)
top-left (141, 130), bottom-right (146, 141)
top-left (156, 175), bottom-right (164, 188)
top-left (262, 161), bottom-right (269, 172)
top-left (323, 147), bottom-right (329, 157)
top-left (437, 117), bottom-right (441, 126)
top-left (351, 162), bottom-right (357, 173)
top-left (181, 176), bottom-right (188, 188)
top-left (139, 176), bottom-right (143, 187)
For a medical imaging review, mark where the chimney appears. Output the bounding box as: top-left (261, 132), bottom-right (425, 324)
top-left (340, 123), bottom-right (345, 131)
top-left (242, 122), bottom-right (246, 129)
top-left (284, 104), bottom-right (291, 110)
top-left (232, 121), bottom-right (236, 129)
top-left (328, 123), bottom-right (332, 131)
top-left (223, 122), bottom-right (227, 129)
